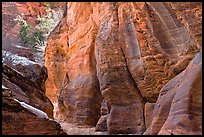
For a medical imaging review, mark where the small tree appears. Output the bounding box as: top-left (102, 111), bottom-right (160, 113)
top-left (18, 19), bottom-right (33, 47)
top-left (17, 16), bottom-right (45, 62)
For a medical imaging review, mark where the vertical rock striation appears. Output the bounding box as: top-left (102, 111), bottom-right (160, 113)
top-left (144, 51), bottom-right (202, 135)
top-left (60, 2), bottom-right (102, 126)
top-left (95, 2), bottom-right (145, 134)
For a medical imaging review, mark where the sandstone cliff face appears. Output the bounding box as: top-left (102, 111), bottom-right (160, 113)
top-left (2, 2), bottom-right (65, 61)
top-left (45, 14), bottom-right (69, 103)
top-left (45, 2), bottom-right (202, 135)
top-left (2, 57), bottom-right (68, 134)
top-left (144, 51), bottom-right (202, 135)
top-left (2, 2), bottom-right (68, 135)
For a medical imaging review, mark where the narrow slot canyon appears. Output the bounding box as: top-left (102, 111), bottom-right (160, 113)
top-left (2, 2), bottom-right (202, 135)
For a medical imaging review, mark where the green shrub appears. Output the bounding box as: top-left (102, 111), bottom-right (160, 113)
top-left (17, 17), bottom-right (45, 52)
top-left (18, 19), bottom-right (33, 48)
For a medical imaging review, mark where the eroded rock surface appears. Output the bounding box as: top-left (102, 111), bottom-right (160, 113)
top-left (2, 63), bottom-right (53, 119)
top-left (2, 2), bottom-right (68, 135)
top-left (45, 13), bottom-right (69, 103)
top-left (44, 2), bottom-right (202, 135)
top-left (144, 102), bottom-right (155, 130)
top-left (144, 51), bottom-right (202, 135)
top-left (2, 87), bottom-right (66, 135)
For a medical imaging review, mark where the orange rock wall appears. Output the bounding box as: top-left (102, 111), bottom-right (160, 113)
top-left (45, 15), bottom-right (69, 102)
top-left (45, 2), bottom-right (202, 134)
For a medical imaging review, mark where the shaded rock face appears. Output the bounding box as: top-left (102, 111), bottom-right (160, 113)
top-left (60, 2), bottom-right (103, 126)
top-left (3, 58), bottom-right (48, 93)
top-left (2, 87), bottom-right (67, 135)
top-left (2, 2), bottom-right (68, 135)
top-left (46, 2), bottom-right (103, 126)
top-left (144, 51), bottom-right (202, 135)
top-left (95, 99), bottom-right (109, 132)
top-left (45, 2), bottom-right (202, 134)
top-left (144, 102), bottom-right (155, 130)
top-left (2, 63), bottom-right (53, 119)
top-left (167, 2), bottom-right (202, 49)
top-left (2, 62), bottom-right (68, 135)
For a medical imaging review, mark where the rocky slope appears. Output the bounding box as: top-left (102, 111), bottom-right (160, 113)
top-left (45, 2), bottom-right (202, 135)
top-left (2, 61), bottom-right (67, 135)
top-left (2, 84), bottom-right (66, 135)
top-left (2, 2), bottom-right (67, 135)
top-left (2, 2), bottom-right (65, 63)
top-left (2, 2), bottom-right (46, 60)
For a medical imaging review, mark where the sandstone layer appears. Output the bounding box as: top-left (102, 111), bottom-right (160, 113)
top-left (2, 57), bottom-right (69, 134)
top-left (2, 2), bottom-right (68, 135)
top-left (43, 2), bottom-right (202, 135)
top-left (45, 13), bottom-right (69, 103)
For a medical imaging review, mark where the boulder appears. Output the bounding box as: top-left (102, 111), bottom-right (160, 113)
top-left (2, 87), bottom-right (67, 135)
top-left (2, 63), bottom-right (53, 119)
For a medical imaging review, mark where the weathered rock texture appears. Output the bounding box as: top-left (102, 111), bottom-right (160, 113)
top-left (2, 86), bottom-right (67, 135)
top-left (144, 102), bottom-right (155, 130)
top-left (2, 61), bottom-right (69, 135)
top-left (59, 2), bottom-right (103, 126)
top-left (45, 2), bottom-right (202, 135)
top-left (2, 63), bottom-right (53, 119)
top-left (45, 14), bottom-right (69, 103)
top-left (144, 51), bottom-right (202, 135)
top-left (2, 2), bottom-right (68, 135)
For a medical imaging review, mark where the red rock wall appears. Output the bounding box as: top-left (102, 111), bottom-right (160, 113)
top-left (45, 2), bottom-right (202, 134)
top-left (2, 2), bottom-right (67, 135)
top-left (144, 51), bottom-right (202, 135)
top-left (2, 63), bottom-right (53, 119)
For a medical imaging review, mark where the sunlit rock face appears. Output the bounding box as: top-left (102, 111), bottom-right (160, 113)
top-left (45, 2), bottom-right (202, 134)
top-left (2, 2), bottom-right (66, 61)
top-left (45, 3), bottom-right (103, 126)
top-left (45, 14), bottom-right (69, 103)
